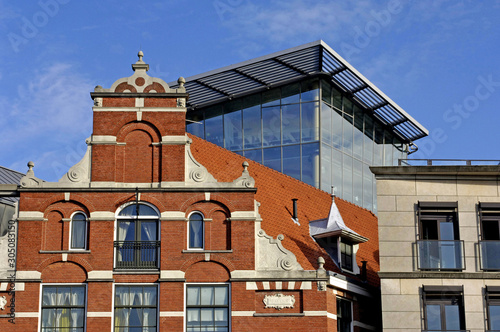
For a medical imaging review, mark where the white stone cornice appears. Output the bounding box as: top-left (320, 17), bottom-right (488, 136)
top-left (160, 271), bottom-right (185, 279)
top-left (161, 135), bottom-right (189, 145)
top-left (160, 211), bottom-right (186, 221)
top-left (16, 271), bottom-right (41, 280)
top-left (89, 211), bottom-right (115, 221)
top-left (87, 271), bottom-right (113, 280)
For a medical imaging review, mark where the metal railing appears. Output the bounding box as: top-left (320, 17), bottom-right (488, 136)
top-left (400, 159), bottom-right (500, 166)
top-left (114, 241), bottom-right (160, 269)
top-left (479, 241), bottom-right (500, 271)
top-left (417, 240), bottom-right (465, 270)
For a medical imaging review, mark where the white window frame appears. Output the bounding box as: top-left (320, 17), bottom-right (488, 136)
top-left (114, 202), bottom-right (161, 269)
top-left (38, 283), bottom-right (88, 332)
top-left (112, 283), bottom-right (159, 332)
top-left (69, 211), bottom-right (88, 251)
top-left (337, 238), bottom-right (360, 274)
top-left (336, 296), bottom-right (353, 332)
top-left (187, 211), bottom-right (205, 250)
top-left (184, 282), bottom-right (231, 332)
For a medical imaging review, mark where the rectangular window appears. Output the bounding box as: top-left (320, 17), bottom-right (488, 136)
top-left (41, 285), bottom-right (86, 332)
top-left (340, 241), bottom-right (353, 271)
top-left (70, 212), bottom-right (88, 250)
top-left (186, 285), bottom-right (229, 332)
top-left (479, 203), bottom-right (500, 271)
top-left (114, 285), bottom-right (157, 332)
top-left (337, 297), bottom-right (352, 332)
top-left (417, 202), bottom-right (464, 270)
top-left (422, 286), bottom-right (465, 331)
top-left (487, 286), bottom-right (500, 331)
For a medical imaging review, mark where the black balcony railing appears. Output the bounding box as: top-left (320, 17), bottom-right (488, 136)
top-left (417, 240), bottom-right (465, 270)
top-left (479, 240), bottom-right (500, 271)
top-left (114, 241), bottom-right (160, 269)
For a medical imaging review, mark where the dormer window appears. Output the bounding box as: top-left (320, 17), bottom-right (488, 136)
top-left (309, 196), bottom-right (368, 275)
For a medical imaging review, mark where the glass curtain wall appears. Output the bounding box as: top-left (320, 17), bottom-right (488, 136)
top-left (187, 78), bottom-right (407, 213)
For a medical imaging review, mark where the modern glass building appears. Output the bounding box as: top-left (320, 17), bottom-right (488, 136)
top-left (170, 41), bottom-right (428, 213)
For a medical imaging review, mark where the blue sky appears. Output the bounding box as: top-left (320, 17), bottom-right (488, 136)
top-left (1, 0), bottom-right (500, 181)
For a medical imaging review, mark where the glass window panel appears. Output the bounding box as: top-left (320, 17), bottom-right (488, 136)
top-left (333, 87), bottom-right (342, 110)
top-left (262, 106), bottom-right (281, 147)
top-left (426, 304), bottom-right (441, 330)
top-left (281, 83), bottom-right (300, 104)
top-left (343, 99), bottom-right (353, 117)
top-left (214, 287), bottom-right (228, 305)
top-left (119, 204), bottom-right (157, 217)
top-left (332, 149), bottom-right (343, 197)
top-left (321, 144), bottom-right (332, 192)
top-left (321, 80), bottom-right (332, 105)
top-left (342, 115), bottom-right (353, 154)
top-left (224, 110), bottom-right (242, 150)
top-left (214, 308), bottom-right (228, 325)
top-left (321, 102), bottom-right (332, 145)
top-left (372, 177), bottom-right (378, 214)
top-left (353, 159), bottom-right (363, 205)
top-left (200, 287), bottom-right (214, 305)
top-left (282, 104), bottom-right (300, 144)
top-left (393, 137), bottom-right (404, 166)
top-left (58, 287), bottom-right (71, 305)
top-left (187, 287), bottom-right (200, 306)
top-left (343, 155), bottom-right (353, 202)
top-left (302, 102), bottom-right (319, 142)
top-left (332, 108), bottom-right (343, 149)
top-left (72, 287), bottom-right (85, 306)
top-left (189, 214), bottom-right (204, 249)
top-left (187, 308), bottom-right (200, 326)
top-left (243, 105), bottom-right (261, 149)
top-left (383, 131), bottom-right (393, 166)
top-left (353, 106), bottom-right (364, 160)
top-left (262, 88), bottom-right (280, 107)
top-left (140, 221), bottom-right (157, 241)
top-left (43, 287), bottom-right (57, 306)
top-left (71, 219), bottom-right (86, 249)
top-left (489, 304), bottom-right (500, 329)
top-left (373, 123), bottom-right (384, 166)
top-left (244, 149), bottom-right (262, 164)
top-left (130, 287), bottom-right (143, 306)
top-left (200, 308), bottom-right (213, 324)
top-left (187, 112), bottom-right (204, 138)
top-left (205, 114), bottom-right (223, 147)
top-left (301, 79), bottom-right (319, 102)
top-left (363, 163), bottom-right (373, 211)
top-left (283, 145), bottom-right (301, 180)
top-left (363, 115), bottom-right (374, 164)
top-left (144, 308), bottom-right (157, 326)
top-left (263, 147), bottom-right (281, 172)
top-left (444, 304), bottom-right (461, 330)
top-left (302, 143), bottom-right (319, 187)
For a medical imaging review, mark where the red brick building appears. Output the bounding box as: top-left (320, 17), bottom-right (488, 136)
top-left (0, 54), bottom-right (380, 331)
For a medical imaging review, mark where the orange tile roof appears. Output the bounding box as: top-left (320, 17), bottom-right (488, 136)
top-left (189, 134), bottom-right (380, 287)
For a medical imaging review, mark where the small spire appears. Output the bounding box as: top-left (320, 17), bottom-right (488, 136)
top-left (138, 50), bottom-right (144, 62)
top-left (132, 50), bottom-right (149, 72)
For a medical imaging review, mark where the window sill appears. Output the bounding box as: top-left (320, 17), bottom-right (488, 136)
top-left (253, 313), bottom-right (304, 317)
top-left (39, 250), bottom-right (91, 254)
top-left (182, 249), bottom-right (233, 253)
top-left (113, 270), bottom-right (160, 275)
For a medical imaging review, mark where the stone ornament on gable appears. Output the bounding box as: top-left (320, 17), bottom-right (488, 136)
top-left (257, 229), bottom-right (302, 271)
top-left (19, 161), bottom-right (44, 188)
top-left (263, 293), bottom-right (295, 310)
top-left (186, 139), bottom-right (217, 183)
top-left (0, 296), bottom-right (7, 310)
top-left (232, 161), bottom-right (255, 188)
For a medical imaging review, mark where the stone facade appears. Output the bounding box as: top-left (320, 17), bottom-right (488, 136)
top-left (372, 164), bottom-right (500, 332)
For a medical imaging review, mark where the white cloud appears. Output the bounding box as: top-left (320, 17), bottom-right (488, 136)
top-left (0, 63), bottom-right (93, 180)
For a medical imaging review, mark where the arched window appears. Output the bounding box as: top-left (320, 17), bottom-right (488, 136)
top-left (115, 203), bottom-right (160, 269)
top-left (70, 212), bottom-right (88, 250)
top-left (189, 212), bottom-right (204, 249)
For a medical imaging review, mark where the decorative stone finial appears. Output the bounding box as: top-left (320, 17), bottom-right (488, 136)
top-left (27, 161), bottom-right (34, 171)
top-left (138, 50), bottom-right (144, 62)
top-left (242, 161), bottom-right (249, 172)
top-left (178, 76), bottom-right (185, 88)
top-left (317, 256), bottom-right (325, 271)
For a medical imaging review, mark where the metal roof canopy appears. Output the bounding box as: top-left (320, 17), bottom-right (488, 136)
top-left (169, 40), bottom-right (428, 142)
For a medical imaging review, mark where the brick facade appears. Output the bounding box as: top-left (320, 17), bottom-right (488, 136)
top-left (0, 54), bottom-right (380, 331)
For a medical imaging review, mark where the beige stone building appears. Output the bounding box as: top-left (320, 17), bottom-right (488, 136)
top-left (372, 161), bottom-right (500, 332)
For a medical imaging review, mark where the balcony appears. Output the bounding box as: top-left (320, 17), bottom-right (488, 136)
top-left (417, 240), bottom-right (465, 271)
top-left (114, 241), bottom-right (160, 269)
top-left (479, 241), bottom-right (500, 271)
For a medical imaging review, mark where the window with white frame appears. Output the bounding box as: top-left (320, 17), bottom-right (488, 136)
top-left (337, 297), bottom-right (352, 332)
top-left (114, 285), bottom-right (158, 332)
top-left (115, 203), bottom-right (160, 269)
top-left (186, 284), bottom-right (229, 332)
top-left (188, 212), bottom-right (204, 249)
top-left (41, 285), bottom-right (86, 332)
top-left (70, 212), bottom-right (88, 250)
